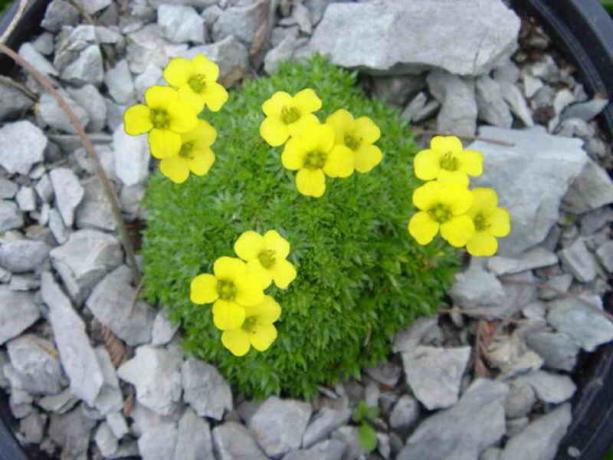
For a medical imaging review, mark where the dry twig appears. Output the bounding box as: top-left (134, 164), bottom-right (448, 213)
top-left (100, 325), bottom-right (129, 368)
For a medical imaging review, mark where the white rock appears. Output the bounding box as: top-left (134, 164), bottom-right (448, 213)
top-left (67, 84), bottom-right (107, 132)
top-left (95, 422), bottom-right (119, 458)
top-left (48, 208), bottom-right (68, 244)
top-left (401, 345), bottom-right (471, 410)
top-left (0, 121), bottom-right (47, 175)
top-left (117, 345), bottom-right (183, 416)
top-left (93, 347), bottom-right (124, 416)
top-left (487, 247), bottom-right (558, 275)
top-left (134, 63), bottom-right (164, 96)
top-left (0, 201), bottom-right (23, 232)
top-left (48, 405), bottom-right (97, 459)
top-left (213, 422), bottom-right (267, 460)
top-left (525, 330), bottom-right (579, 371)
top-left (450, 260), bottom-right (506, 309)
top-left (249, 397), bottom-right (313, 457)
top-left (41, 0), bottom-right (79, 32)
top-left (18, 43), bottom-right (58, 76)
top-left (15, 187), bottom-right (36, 212)
top-left (138, 422), bottom-right (178, 460)
top-left (0, 179), bottom-right (17, 199)
top-left (151, 310), bottom-right (179, 346)
top-left (0, 287), bottom-right (40, 344)
top-left (559, 238), bottom-right (597, 283)
top-left (0, 239), bottom-right (50, 273)
top-left (173, 409), bottom-right (214, 460)
top-left (105, 60), bottom-right (136, 105)
top-left (513, 370), bottom-right (576, 404)
top-left (113, 123), bottom-right (151, 186)
top-left (596, 241), bottom-right (613, 273)
top-left (73, 0), bottom-right (111, 14)
top-left (181, 358), bottom-right (232, 420)
top-left (75, 176), bottom-right (116, 231)
top-left (499, 81), bottom-right (534, 127)
top-left (469, 126), bottom-right (587, 255)
top-left (158, 4), bottom-right (206, 44)
top-left (476, 75), bottom-right (513, 128)
top-left (310, 0), bottom-right (520, 76)
top-left (212, 0), bottom-right (269, 46)
top-left (49, 168), bottom-right (84, 227)
top-left (302, 407), bottom-right (351, 448)
top-left (563, 159), bottom-right (613, 214)
top-left (126, 24), bottom-right (188, 74)
top-left (38, 91), bottom-right (90, 134)
top-left (60, 45), bottom-right (104, 86)
top-left (106, 412), bottom-right (129, 439)
top-left (41, 273), bottom-right (104, 406)
top-left (427, 71), bottom-right (477, 137)
top-left (389, 395), bottom-right (420, 432)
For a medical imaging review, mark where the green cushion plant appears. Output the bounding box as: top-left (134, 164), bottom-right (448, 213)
top-left (142, 56), bottom-right (459, 398)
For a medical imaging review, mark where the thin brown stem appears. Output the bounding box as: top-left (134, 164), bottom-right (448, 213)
top-left (0, 43), bottom-right (141, 284)
top-left (411, 127), bottom-right (515, 147)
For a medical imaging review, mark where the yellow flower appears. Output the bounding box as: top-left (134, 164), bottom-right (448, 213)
top-left (163, 54), bottom-right (229, 113)
top-left (408, 181), bottom-right (475, 247)
top-left (157, 120), bottom-right (217, 184)
top-left (281, 122), bottom-right (353, 197)
top-left (234, 230), bottom-right (297, 289)
top-left (221, 295), bottom-right (281, 357)
top-left (326, 109), bottom-right (383, 174)
top-left (259, 89), bottom-right (321, 146)
top-left (465, 188), bottom-right (511, 256)
top-left (190, 256), bottom-right (265, 330)
top-left (124, 86), bottom-right (198, 157)
top-left (413, 136), bottom-right (483, 185)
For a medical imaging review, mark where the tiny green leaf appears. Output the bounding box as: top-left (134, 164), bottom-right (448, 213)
top-left (357, 422), bottom-right (378, 452)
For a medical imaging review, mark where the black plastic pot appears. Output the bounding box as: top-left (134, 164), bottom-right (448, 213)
top-left (0, 0), bottom-right (612, 459)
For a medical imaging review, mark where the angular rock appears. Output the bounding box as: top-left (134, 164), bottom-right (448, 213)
top-left (504, 380), bottom-right (536, 419)
top-left (6, 334), bottom-right (64, 395)
top-left (151, 310), bottom-right (179, 346)
top-left (38, 389), bottom-right (79, 414)
top-left (41, 273), bottom-right (104, 405)
top-left (513, 370), bottom-right (575, 404)
top-left (469, 126), bottom-right (587, 255)
top-left (105, 59), bottom-right (135, 105)
top-left (49, 168), bottom-right (84, 227)
top-left (212, 0), bottom-right (270, 46)
top-left (75, 176), bottom-right (116, 231)
top-left (389, 395), bottom-right (421, 432)
top-left (284, 439), bottom-right (347, 460)
top-left (38, 91), bottom-right (90, 134)
top-left (500, 404), bottom-right (571, 460)
top-left (302, 407), bottom-right (351, 448)
top-left (49, 406), bottom-right (97, 460)
top-left (9, 388), bottom-right (33, 418)
top-left (73, 0), bottom-right (111, 14)
top-left (19, 411), bottom-right (46, 444)
top-left (15, 187), bottom-right (36, 211)
top-left (174, 409), bottom-right (214, 460)
top-left (365, 361), bottom-right (402, 387)
top-left (134, 63), bottom-right (164, 96)
top-left (113, 123), bottom-right (150, 186)
top-left (0, 239), bottom-right (50, 273)
top-left (67, 84), bottom-right (107, 132)
top-left (559, 238), bottom-right (597, 283)
top-left (547, 298), bottom-right (613, 352)
top-left (0, 179), bottom-right (17, 199)
top-left (264, 32), bottom-right (300, 75)
top-left (184, 36), bottom-right (249, 87)
top-left (138, 423), bottom-right (178, 460)
top-left (117, 345), bottom-right (182, 416)
top-left (596, 241), bottom-right (613, 273)
top-left (60, 44), bottom-right (104, 86)
top-left (126, 24), bottom-right (188, 74)
top-left (487, 247), bottom-right (558, 275)
top-left (106, 412), bottom-right (129, 439)
top-left (0, 287), bottom-right (40, 345)
top-left (48, 209), bottom-right (68, 244)
top-left (449, 261), bottom-right (506, 310)
top-left (41, 0), bottom-right (79, 32)
top-left (563, 159), bottom-right (613, 214)
top-left (427, 71), bottom-right (477, 137)
top-left (0, 201), bottom-right (23, 232)
top-left (393, 316), bottom-right (441, 352)
top-left (399, 379), bottom-right (509, 460)
top-left (86, 265), bottom-right (155, 345)
top-left (181, 358), bottom-right (232, 420)
top-left (50, 229), bottom-right (123, 304)
top-left (401, 345), bottom-right (471, 410)
top-left (476, 75), bottom-right (513, 128)
top-left (0, 121), bottom-right (47, 175)
top-left (525, 330), bottom-right (580, 371)
top-left (159, 4), bottom-right (206, 44)
top-left (18, 43), bottom-right (57, 76)
top-left (95, 422), bottom-right (119, 458)
top-left (213, 422), bottom-right (267, 460)
top-left (310, 0), bottom-right (519, 76)
top-left (0, 81), bottom-right (34, 122)
top-left (249, 397), bottom-right (313, 457)
top-left (538, 274), bottom-right (573, 300)
top-left (561, 96), bottom-right (608, 122)
top-left (93, 347), bottom-right (124, 416)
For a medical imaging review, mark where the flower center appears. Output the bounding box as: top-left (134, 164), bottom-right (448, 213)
top-left (188, 74), bottom-right (207, 93)
top-left (280, 106), bottom-right (300, 124)
top-left (258, 249), bottom-right (276, 269)
top-left (439, 152), bottom-right (459, 171)
top-left (344, 133), bottom-right (361, 151)
top-left (428, 203), bottom-right (452, 223)
top-left (217, 280), bottom-right (237, 300)
top-left (150, 109), bottom-right (170, 129)
top-left (473, 213), bottom-right (490, 232)
top-left (242, 316), bottom-right (258, 333)
top-left (179, 142), bottom-right (195, 159)
top-left (303, 151), bottom-right (326, 170)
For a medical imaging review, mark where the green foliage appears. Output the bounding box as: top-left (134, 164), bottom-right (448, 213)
top-left (352, 400), bottom-right (380, 424)
top-left (142, 56), bottom-right (459, 398)
top-left (352, 401), bottom-right (379, 452)
top-left (357, 422), bottom-right (378, 452)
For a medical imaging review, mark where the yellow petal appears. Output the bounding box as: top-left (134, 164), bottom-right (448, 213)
top-left (191, 54), bottom-right (219, 81)
top-left (326, 109), bottom-right (353, 143)
top-left (190, 274), bottom-right (218, 304)
top-left (466, 232), bottom-right (498, 256)
top-left (413, 149), bottom-right (441, 181)
top-left (202, 82), bottom-right (228, 112)
top-left (437, 169), bottom-right (469, 186)
top-left (149, 128), bottom-right (182, 159)
top-left (262, 91), bottom-right (293, 117)
top-left (234, 276), bottom-right (265, 306)
top-left (246, 260), bottom-right (273, 289)
top-left (440, 215), bottom-right (475, 247)
top-left (292, 88), bottom-right (322, 113)
top-left (489, 208), bottom-right (511, 237)
top-left (315, 123), bottom-right (336, 152)
top-left (145, 85), bottom-right (179, 108)
top-left (354, 144), bottom-right (382, 173)
top-left (234, 231), bottom-right (265, 260)
top-left (183, 119), bottom-right (217, 147)
top-left (221, 329), bottom-right (250, 356)
top-left (444, 184), bottom-right (473, 215)
top-left (188, 149), bottom-right (215, 176)
top-left (271, 259), bottom-right (297, 289)
top-left (124, 105), bottom-right (152, 135)
top-left (296, 168), bottom-right (326, 197)
top-left (431, 135), bottom-right (463, 154)
top-left (288, 113), bottom-right (320, 137)
top-left (412, 181), bottom-right (441, 210)
top-left (159, 156), bottom-right (190, 184)
top-left (408, 211), bottom-right (440, 245)
top-left (163, 57), bottom-right (192, 88)
top-left (246, 295), bottom-right (281, 322)
top-left (214, 256), bottom-right (247, 280)
top-left (213, 300), bottom-right (246, 330)
top-left (470, 188), bottom-right (498, 215)
top-left (261, 117), bottom-right (290, 147)
top-left (250, 323), bottom-right (278, 352)
top-left (178, 86), bottom-right (206, 113)
top-left (167, 102), bottom-right (198, 133)
top-left (263, 230), bottom-right (290, 259)
top-left (354, 116), bottom-right (381, 143)
top-left (324, 145), bottom-right (354, 178)
top-left (459, 149), bottom-right (483, 176)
